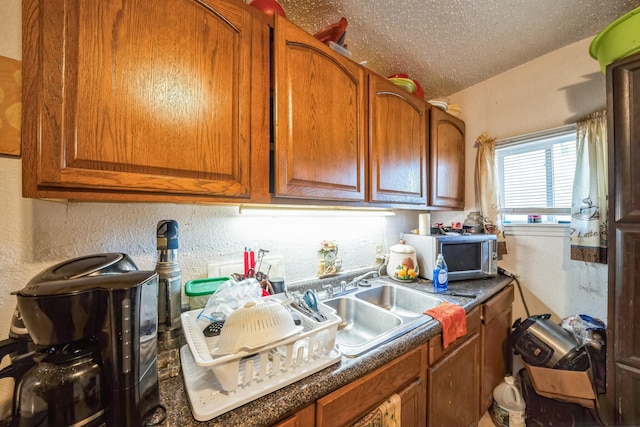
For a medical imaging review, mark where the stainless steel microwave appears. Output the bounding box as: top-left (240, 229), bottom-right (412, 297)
top-left (401, 233), bottom-right (497, 281)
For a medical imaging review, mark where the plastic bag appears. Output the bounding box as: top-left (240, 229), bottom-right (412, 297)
top-left (196, 278), bottom-right (263, 327)
top-left (561, 314), bottom-right (606, 350)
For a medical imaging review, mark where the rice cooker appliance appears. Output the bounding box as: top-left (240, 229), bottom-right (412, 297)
top-left (510, 314), bottom-right (589, 371)
top-left (0, 253), bottom-right (161, 427)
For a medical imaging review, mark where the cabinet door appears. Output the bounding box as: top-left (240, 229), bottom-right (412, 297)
top-left (398, 378), bottom-right (427, 427)
top-left (610, 227), bottom-right (640, 423)
top-left (480, 285), bottom-right (514, 417)
top-left (272, 15), bottom-right (366, 201)
top-left (429, 108), bottom-right (465, 209)
top-left (369, 75), bottom-right (428, 205)
top-left (427, 332), bottom-right (480, 427)
top-left (607, 53), bottom-right (640, 425)
top-left (609, 56), bottom-right (640, 223)
top-left (22, 0), bottom-right (269, 201)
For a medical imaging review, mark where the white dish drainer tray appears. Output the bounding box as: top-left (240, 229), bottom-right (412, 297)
top-left (180, 296), bottom-right (341, 421)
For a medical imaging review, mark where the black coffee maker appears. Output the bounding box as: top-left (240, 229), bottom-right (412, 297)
top-left (0, 253), bottom-right (161, 427)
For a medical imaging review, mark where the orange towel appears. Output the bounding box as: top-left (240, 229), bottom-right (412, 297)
top-left (425, 302), bottom-right (467, 348)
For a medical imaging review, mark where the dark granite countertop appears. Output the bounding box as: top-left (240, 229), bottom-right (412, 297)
top-left (157, 275), bottom-right (513, 426)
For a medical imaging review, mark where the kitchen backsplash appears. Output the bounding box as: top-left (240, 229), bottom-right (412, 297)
top-left (17, 195), bottom-right (445, 286)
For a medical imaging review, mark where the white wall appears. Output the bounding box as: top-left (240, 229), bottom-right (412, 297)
top-left (0, 153), bottom-right (417, 326)
top-left (435, 37), bottom-right (609, 324)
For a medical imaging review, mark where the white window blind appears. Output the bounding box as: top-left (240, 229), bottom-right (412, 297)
top-left (495, 125), bottom-right (576, 223)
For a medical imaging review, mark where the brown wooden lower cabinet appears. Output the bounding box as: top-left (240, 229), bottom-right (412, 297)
top-left (316, 344), bottom-right (427, 426)
top-left (424, 289), bottom-right (514, 427)
top-left (479, 284), bottom-right (514, 418)
top-left (274, 287), bottom-right (513, 427)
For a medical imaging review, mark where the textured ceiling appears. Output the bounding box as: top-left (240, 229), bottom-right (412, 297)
top-left (277, 0), bottom-right (640, 99)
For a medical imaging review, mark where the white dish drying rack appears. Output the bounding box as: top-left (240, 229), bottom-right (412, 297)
top-left (180, 296), bottom-right (341, 422)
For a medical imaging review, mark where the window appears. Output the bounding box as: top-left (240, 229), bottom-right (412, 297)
top-left (495, 125), bottom-right (576, 224)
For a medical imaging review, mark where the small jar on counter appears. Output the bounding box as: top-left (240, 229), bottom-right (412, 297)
top-left (464, 211), bottom-right (484, 233)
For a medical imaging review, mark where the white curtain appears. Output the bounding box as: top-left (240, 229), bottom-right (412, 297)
top-left (570, 111), bottom-right (607, 264)
top-left (475, 132), bottom-right (507, 257)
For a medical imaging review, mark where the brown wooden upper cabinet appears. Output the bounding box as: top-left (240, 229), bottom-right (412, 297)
top-left (429, 107), bottom-right (465, 209)
top-left (368, 74), bottom-right (428, 205)
top-left (272, 15), bottom-right (366, 202)
top-left (22, 0), bottom-right (465, 210)
top-left (272, 15), bottom-right (435, 207)
top-left (22, 0), bottom-right (271, 203)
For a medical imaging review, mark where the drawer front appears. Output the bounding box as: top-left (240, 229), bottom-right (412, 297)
top-left (428, 306), bottom-right (481, 364)
top-left (316, 344), bottom-right (426, 426)
top-left (482, 284), bottom-right (514, 324)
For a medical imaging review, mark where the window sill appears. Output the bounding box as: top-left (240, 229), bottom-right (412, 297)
top-left (504, 223), bottom-right (570, 237)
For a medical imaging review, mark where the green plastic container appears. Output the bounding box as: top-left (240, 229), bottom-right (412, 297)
top-left (185, 277), bottom-right (229, 310)
top-left (590, 6), bottom-right (640, 73)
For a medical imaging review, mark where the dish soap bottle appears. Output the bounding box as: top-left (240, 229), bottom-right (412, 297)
top-left (433, 254), bottom-right (448, 292)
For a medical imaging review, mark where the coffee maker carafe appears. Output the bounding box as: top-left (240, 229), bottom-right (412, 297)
top-left (0, 253), bottom-right (161, 427)
top-left (3, 341), bottom-right (105, 427)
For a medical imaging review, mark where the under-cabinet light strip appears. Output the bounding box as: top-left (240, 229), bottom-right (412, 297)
top-left (238, 205), bottom-right (395, 217)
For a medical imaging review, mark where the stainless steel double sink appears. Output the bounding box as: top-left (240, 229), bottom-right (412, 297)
top-left (320, 279), bottom-right (448, 357)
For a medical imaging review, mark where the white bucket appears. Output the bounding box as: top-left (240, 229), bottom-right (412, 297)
top-left (490, 375), bottom-right (526, 427)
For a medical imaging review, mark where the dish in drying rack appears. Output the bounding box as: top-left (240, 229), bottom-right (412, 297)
top-left (211, 300), bottom-right (303, 355)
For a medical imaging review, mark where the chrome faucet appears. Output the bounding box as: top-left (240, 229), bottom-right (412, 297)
top-left (340, 270), bottom-right (379, 292)
top-left (321, 270), bottom-right (380, 299)
top-left (322, 284), bottom-right (334, 299)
